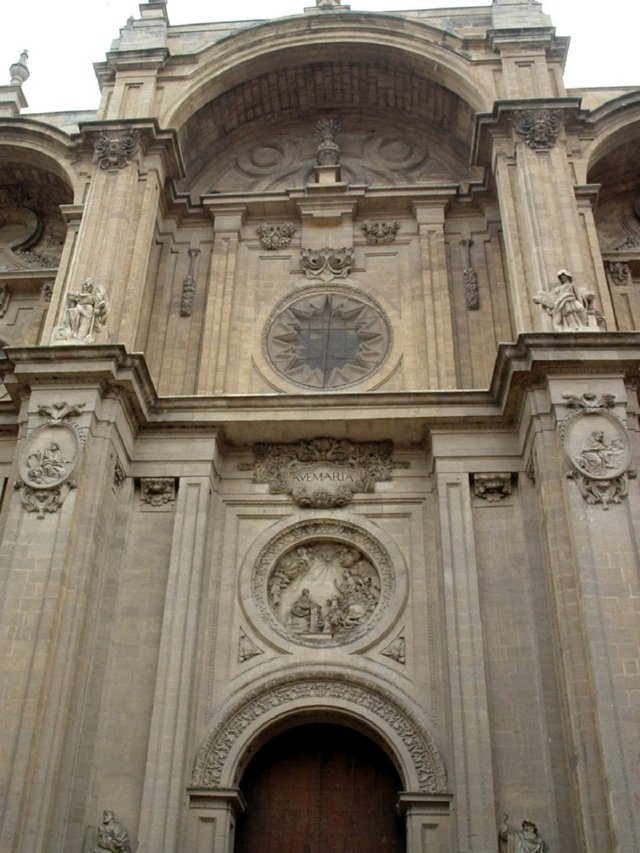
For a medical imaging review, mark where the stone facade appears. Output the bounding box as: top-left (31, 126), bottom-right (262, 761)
top-left (0, 1), bottom-right (638, 851)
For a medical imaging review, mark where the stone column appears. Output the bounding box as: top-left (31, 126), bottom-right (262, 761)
top-left (530, 377), bottom-right (640, 852)
top-left (137, 471), bottom-right (216, 852)
top-left (414, 199), bottom-right (457, 388)
top-left (0, 350), bottom-right (145, 853)
top-left (398, 793), bottom-right (453, 853)
top-left (46, 122), bottom-right (182, 351)
top-left (197, 203), bottom-right (245, 394)
top-left (473, 101), bottom-right (613, 334)
top-left (186, 789), bottom-right (245, 853)
top-left (435, 471), bottom-right (496, 852)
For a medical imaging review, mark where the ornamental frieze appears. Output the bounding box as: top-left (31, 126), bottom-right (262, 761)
top-left (250, 438), bottom-right (403, 507)
top-left (561, 392), bottom-right (636, 509)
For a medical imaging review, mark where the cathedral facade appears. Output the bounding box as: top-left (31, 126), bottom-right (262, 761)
top-left (0, 1), bottom-right (639, 851)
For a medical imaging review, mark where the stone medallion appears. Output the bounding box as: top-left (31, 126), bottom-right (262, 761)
top-left (263, 287), bottom-right (391, 390)
top-left (251, 520), bottom-right (395, 648)
top-left (19, 420), bottom-right (80, 489)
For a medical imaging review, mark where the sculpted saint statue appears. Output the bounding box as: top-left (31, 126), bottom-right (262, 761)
top-left (499, 814), bottom-right (551, 853)
top-left (94, 810), bottom-right (131, 853)
top-left (533, 270), bottom-right (595, 332)
top-left (58, 277), bottom-right (109, 343)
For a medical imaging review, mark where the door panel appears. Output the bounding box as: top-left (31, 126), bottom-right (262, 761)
top-left (235, 723), bottom-right (405, 853)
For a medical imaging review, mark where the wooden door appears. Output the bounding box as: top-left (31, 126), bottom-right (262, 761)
top-left (235, 723), bottom-right (405, 853)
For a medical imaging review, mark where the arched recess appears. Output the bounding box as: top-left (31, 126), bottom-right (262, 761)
top-left (191, 670), bottom-right (448, 794)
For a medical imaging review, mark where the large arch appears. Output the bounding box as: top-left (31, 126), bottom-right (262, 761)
top-left (191, 669), bottom-right (448, 795)
top-left (162, 13), bottom-right (491, 135)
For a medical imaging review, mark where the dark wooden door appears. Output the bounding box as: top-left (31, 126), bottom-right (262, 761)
top-left (235, 723), bottom-right (405, 853)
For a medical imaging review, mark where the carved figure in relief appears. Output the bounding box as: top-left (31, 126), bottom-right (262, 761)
top-left (577, 430), bottom-right (624, 477)
top-left (59, 278), bottom-right (108, 343)
top-left (269, 541), bottom-right (380, 640)
top-left (499, 814), bottom-right (550, 853)
top-left (533, 270), bottom-right (595, 331)
top-left (94, 810), bottom-right (131, 853)
top-left (26, 441), bottom-right (67, 485)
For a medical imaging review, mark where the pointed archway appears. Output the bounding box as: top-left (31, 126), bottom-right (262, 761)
top-left (234, 722), bottom-right (406, 853)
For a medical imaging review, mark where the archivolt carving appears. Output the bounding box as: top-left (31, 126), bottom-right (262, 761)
top-left (192, 673), bottom-right (448, 793)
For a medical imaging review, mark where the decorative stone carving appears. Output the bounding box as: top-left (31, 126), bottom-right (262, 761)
top-left (53, 278), bottom-right (109, 343)
top-left (192, 673), bottom-right (447, 793)
top-left (180, 248), bottom-right (200, 317)
top-left (512, 109), bottom-right (564, 149)
top-left (251, 437), bottom-right (402, 507)
top-left (533, 269), bottom-right (603, 331)
top-left (316, 118), bottom-right (341, 166)
top-left (264, 288), bottom-right (391, 389)
top-left (361, 220), bottom-right (400, 246)
top-left (460, 239), bottom-right (479, 310)
top-left (268, 541), bottom-right (381, 641)
top-left (561, 392), bottom-right (635, 509)
top-left (41, 281), bottom-right (53, 302)
top-left (317, 0), bottom-right (342, 8)
top-left (140, 478), bottom-right (176, 507)
top-left (94, 809), bottom-right (131, 853)
top-left (113, 458), bottom-right (125, 489)
top-left (499, 813), bottom-right (551, 853)
top-left (609, 234), bottom-right (640, 252)
top-left (606, 261), bottom-right (631, 286)
top-left (473, 473), bottom-right (512, 502)
top-left (257, 222), bottom-right (296, 250)
top-left (94, 129), bottom-right (141, 170)
top-left (300, 247), bottom-right (354, 282)
top-left (0, 283), bottom-right (10, 317)
top-left (381, 631), bottom-right (406, 664)
top-left (251, 520), bottom-right (395, 648)
top-left (15, 401), bottom-right (85, 518)
top-left (238, 629), bottom-right (264, 663)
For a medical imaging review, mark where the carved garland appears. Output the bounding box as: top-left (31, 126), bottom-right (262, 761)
top-left (192, 674), bottom-right (448, 793)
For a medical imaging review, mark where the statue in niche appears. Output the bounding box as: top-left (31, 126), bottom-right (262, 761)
top-left (577, 430), bottom-right (624, 477)
top-left (268, 542), bottom-right (380, 639)
top-left (533, 270), bottom-right (597, 332)
top-left (94, 810), bottom-right (131, 853)
top-left (499, 814), bottom-right (550, 853)
top-left (56, 278), bottom-right (109, 343)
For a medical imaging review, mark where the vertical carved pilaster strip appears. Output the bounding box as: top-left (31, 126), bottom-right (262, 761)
top-left (460, 239), bottom-right (480, 310)
top-left (436, 472), bottom-right (496, 851)
top-left (138, 477), bottom-right (211, 851)
top-left (180, 249), bottom-right (201, 317)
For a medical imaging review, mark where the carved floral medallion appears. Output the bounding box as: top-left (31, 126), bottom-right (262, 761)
top-left (264, 288), bottom-right (391, 390)
top-left (251, 520), bottom-right (395, 648)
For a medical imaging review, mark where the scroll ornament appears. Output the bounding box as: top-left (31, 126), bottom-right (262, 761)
top-left (561, 393), bottom-right (636, 509)
top-left (257, 223), bottom-right (296, 250)
top-left (94, 129), bottom-right (141, 170)
top-left (300, 247), bottom-right (354, 282)
top-left (361, 220), bottom-right (400, 246)
top-left (15, 402), bottom-right (86, 518)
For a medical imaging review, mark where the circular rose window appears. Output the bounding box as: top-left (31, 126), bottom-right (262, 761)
top-left (264, 288), bottom-right (391, 390)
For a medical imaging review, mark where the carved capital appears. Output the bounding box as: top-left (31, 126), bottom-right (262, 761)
top-left (473, 473), bottom-right (512, 502)
top-left (94, 129), bottom-right (141, 170)
top-left (140, 477), bottom-right (176, 508)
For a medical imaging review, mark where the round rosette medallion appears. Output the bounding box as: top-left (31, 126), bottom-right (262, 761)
top-left (563, 408), bottom-right (631, 480)
top-left (248, 519), bottom-right (400, 649)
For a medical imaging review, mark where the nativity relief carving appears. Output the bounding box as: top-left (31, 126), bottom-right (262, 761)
top-left (268, 542), bottom-right (381, 642)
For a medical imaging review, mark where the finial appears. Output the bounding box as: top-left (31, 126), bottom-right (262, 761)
top-left (316, 0), bottom-right (342, 8)
top-left (9, 50), bottom-right (29, 87)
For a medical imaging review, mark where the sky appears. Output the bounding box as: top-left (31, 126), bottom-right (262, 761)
top-left (1, 0), bottom-right (638, 114)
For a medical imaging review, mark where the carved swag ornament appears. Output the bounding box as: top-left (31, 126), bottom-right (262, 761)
top-left (15, 402), bottom-right (86, 518)
top-left (250, 438), bottom-right (403, 507)
top-left (300, 246), bottom-right (354, 282)
top-left (257, 222), bottom-right (296, 250)
top-left (512, 108), bottom-right (564, 150)
top-left (361, 220), bottom-right (400, 246)
top-left (561, 392), bottom-right (636, 509)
